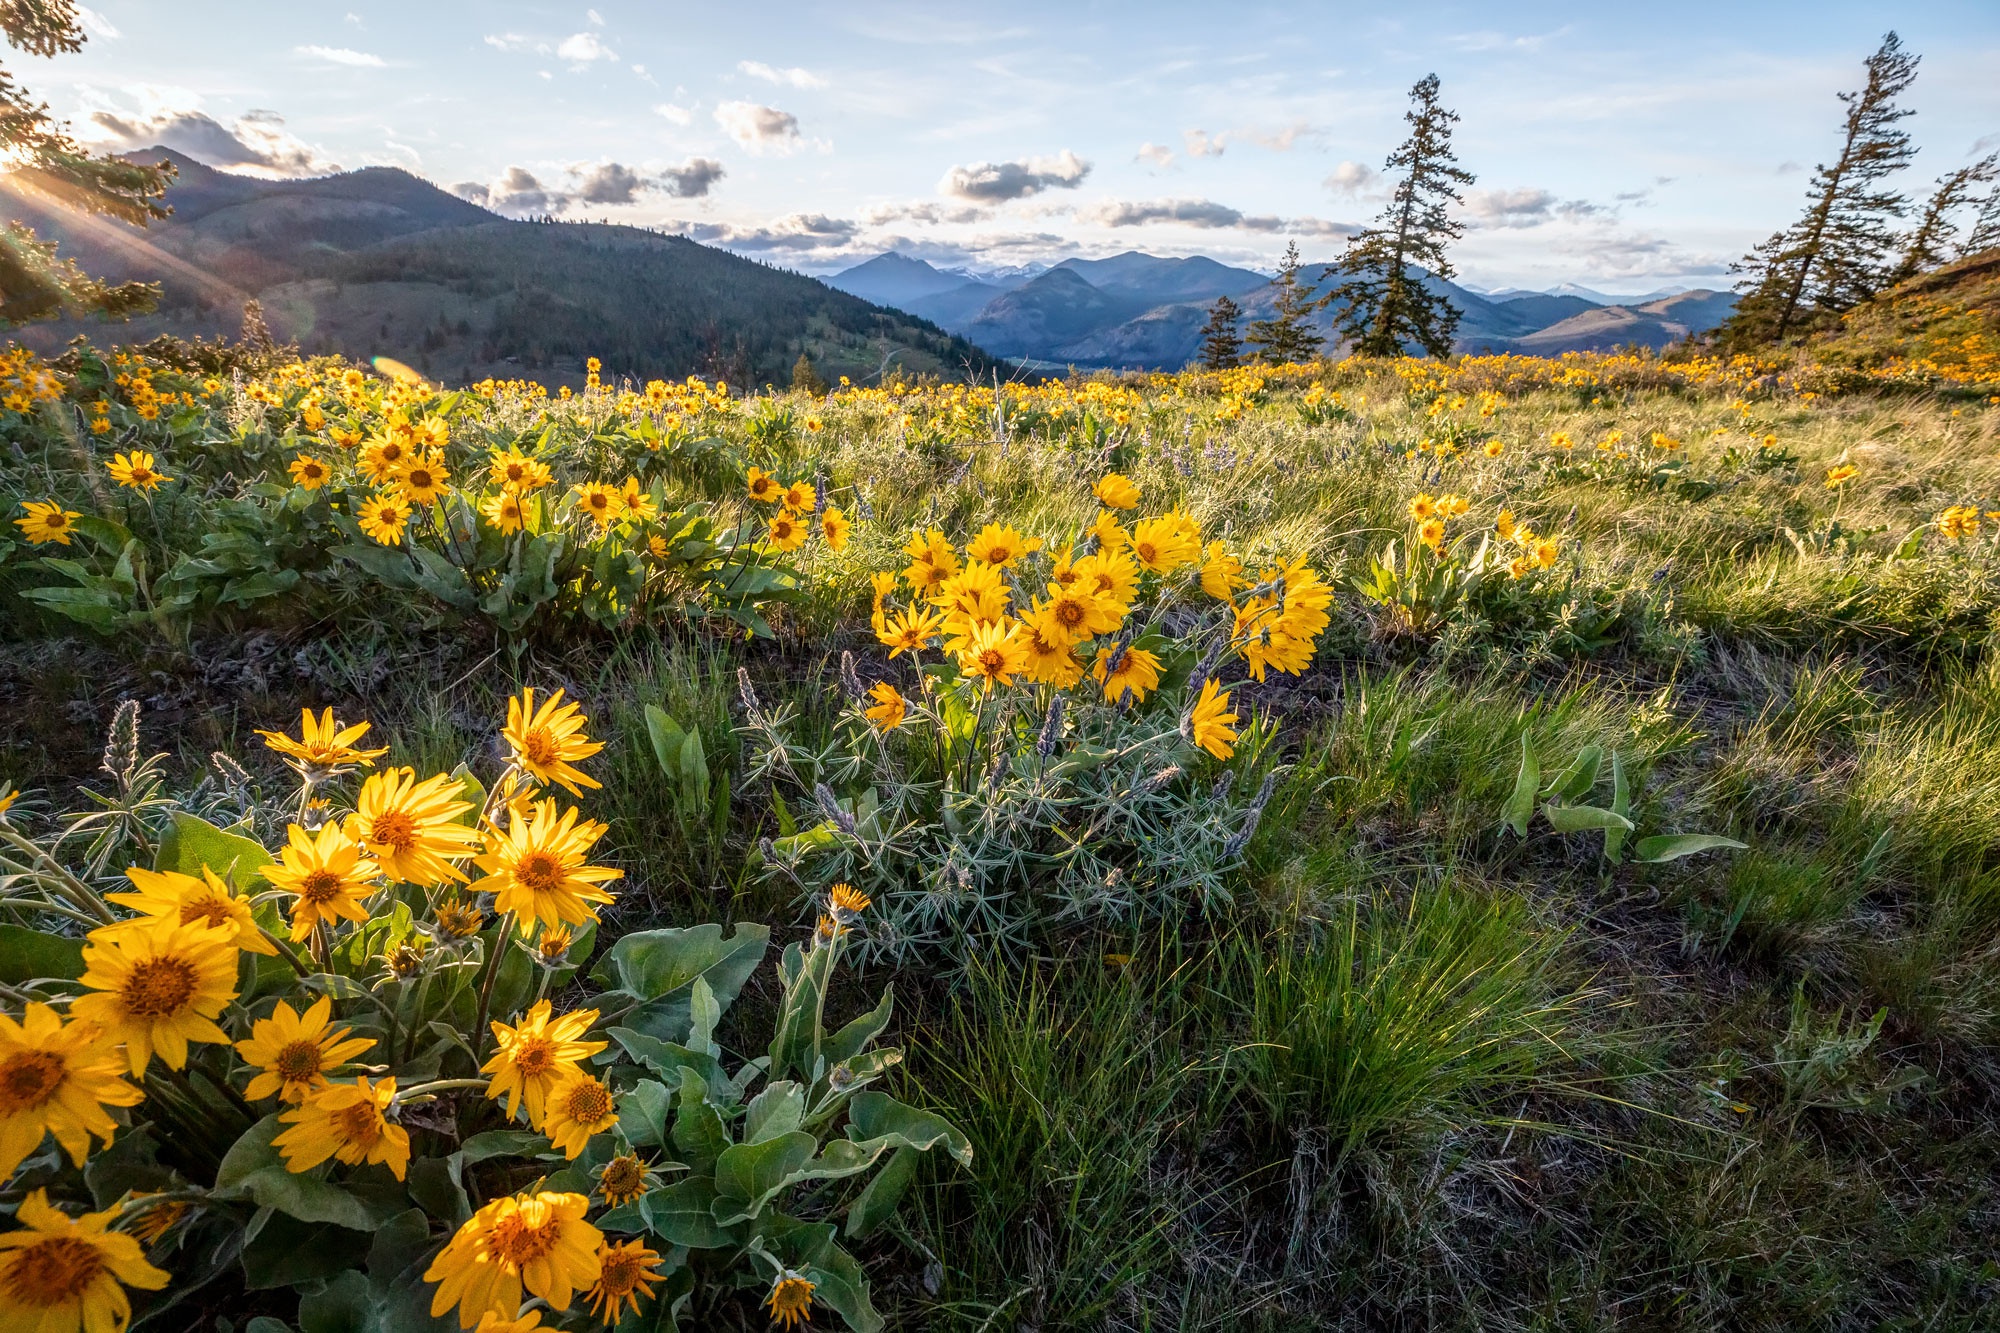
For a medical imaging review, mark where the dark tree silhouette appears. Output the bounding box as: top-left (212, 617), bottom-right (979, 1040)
top-left (1317, 74), bottom-right (1475, 358)
top-left (1244, 244), bottom-right (1325, 364)
top-left (1197, 294), bottom-right (1244, 369)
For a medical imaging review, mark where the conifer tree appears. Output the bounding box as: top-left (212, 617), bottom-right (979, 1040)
top-left (1318, 74), bottom-right (1474, 359)
top-left (1892, 155), bottom-right (1998, 282)
top-left (790, 351), bottom-right (827, 396)
top-left (1197, 294), bottom-right (1244, 369)
top-left (1243, 243), bottom-right (1325, 364)
top-left (0, 0), bottom-right (174, 325)
top-left (1721, 32), bottom-right (1920, 346)
top-left (1963, 187), bottom-right (2000, 259)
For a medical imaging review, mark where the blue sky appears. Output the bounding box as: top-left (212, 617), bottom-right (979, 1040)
top-left (32, 1), bottom-right (2000, 290)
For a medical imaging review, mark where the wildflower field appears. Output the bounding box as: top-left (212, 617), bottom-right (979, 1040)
top-left (3, 337), bottom-right (2000, 1332)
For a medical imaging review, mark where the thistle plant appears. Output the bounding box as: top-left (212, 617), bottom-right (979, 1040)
top-left (745, 474), bottom-right (1321, 967)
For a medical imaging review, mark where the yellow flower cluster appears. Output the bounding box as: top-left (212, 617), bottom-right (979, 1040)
top-left (869, 473), bottom-right (1324, 748)
top-left (745, 466), bottom-right (849, 552)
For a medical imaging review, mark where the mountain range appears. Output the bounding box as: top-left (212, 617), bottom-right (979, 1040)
top-left (2, 150), bottom-right (1000, 387)
top-left (828, 252), bottom-right (1738, 369)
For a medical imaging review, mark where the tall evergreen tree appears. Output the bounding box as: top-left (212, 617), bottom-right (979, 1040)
top-left (1243, 243), bottom-right (1325, 364)
top-left (1721, 32), bottom-right (1920, 347)
top-left (1963, 186), bottom-right (2000, 259)
top-left (0, 0), bottom-right (174, 325)
top-left (1892, 154), bottom-right (1998, 282)
top-left (1196, 294), bottom-right (1244, 369)
top-left (1317, 74), bottom-right (1474, 359)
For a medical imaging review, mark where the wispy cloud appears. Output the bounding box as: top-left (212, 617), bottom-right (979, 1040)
top-left (739, 61), bottom-right (826, 89)
top-left (294, 45), bottom-right (385, 68)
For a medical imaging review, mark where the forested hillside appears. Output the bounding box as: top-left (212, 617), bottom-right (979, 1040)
top-left (3, 150), bottom-right (999, 386)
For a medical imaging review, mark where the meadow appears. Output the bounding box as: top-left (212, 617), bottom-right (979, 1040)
top-left (2, 333), bottom-right (1999, 1331)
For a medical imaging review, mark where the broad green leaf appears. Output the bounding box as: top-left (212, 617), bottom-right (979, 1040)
top-left (845, 1092), bottom-right (973, 1166)
top-left (742, 1081), bottom-right (805, 1144)
top-left (822, 988), bottom-right (894, 1068)
top-left (617, 1078), bottom-right (673, 1150)
top-left (711, 1130), bottom-right (816, 1225)
top-left (687, 976), bottom-right (720, 1056)
top-left (591, 923), bottom-right (769, 1044)
top-left (804, 1242), bottom-right (883, 1333)
top-left (1544, 745), bottom-right (1602, 805)
top-left (0, 924), bottom-right (84, 984)
top-left (1606, 751), bottom-right (1631, 863)
top-left (644, 704), bottom-right (687, 777)
top-left (155, 811), bottom-right (274, 887)
top-left (1633, 833), bottom-right (1747, 863)
top-left (845, 1146), bottom-right (919, 1240)
top-left (1540, 803), bottom-right (1634, 835)
top-left (457, 1130), bottom-right (549, 1164)
top-left (638, 1177), bottom-right (733, 1248)
top-left (1501, 734), bottom-right (1538, 837)
top-left (215, 1116), bottom-right (393, 1231)
top-left (670, 1069), bottom-right (731, 1171)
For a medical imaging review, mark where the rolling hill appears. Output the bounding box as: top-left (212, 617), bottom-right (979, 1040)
top-left (3, 151), bottom-right (1001, 387)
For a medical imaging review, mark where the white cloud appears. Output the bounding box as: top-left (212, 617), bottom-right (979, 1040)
top-left (76, 6), bottom-right (119, 39)
top-left (1081, 197), bottom-right (1279, 230)
top-left (1248, 120), bottom-right (1320, 151)
top-left (1137, 142), bottom-right (1175, 168)
top-left (294, 45), bottom-right (386, 67)
top-left (84, 105), bottom-right (337, 178)
top-left (939, 150), bottom-right (1090, 202)
top-left (1184, 129), bottom-right (1226, 158)
top-left (484, 33), bottom-right (541, 53)
top-left (556, 32), bottom-right (617, 63)
top-left (862, 200), bottom-right (985, 226)
top-left (654, 102), bottom-right (693, 125)
top-left (739, 60), bottom-right (826, 89)
top-left (1325, 161), bottom-right (1380, 194)
top-left (714, 101), bottom-right (802, 153)
top-left (454, 158), bottom-right (728, 215)
top-left (587, 8), bottom-right (605, 25)
top-left (674, 213), bottom-right (859, 252)
top-left (1462, 187), bottom-right (1602, 229)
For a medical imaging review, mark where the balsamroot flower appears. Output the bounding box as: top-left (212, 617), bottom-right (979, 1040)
top-left (72, 916), bottom-right (240, 1076)
top-left (469, 798), bottom-right (622, 931)
top-left (0, 1003), bottom-right (141, 1182)
top-left (0, 1190), bottom-right (168, 1333)
top-left (425, 1191), bottom-right (602, 1329)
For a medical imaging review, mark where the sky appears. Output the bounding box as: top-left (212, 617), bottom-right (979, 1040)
top-left (26, 1), bottom-right (2000, 291)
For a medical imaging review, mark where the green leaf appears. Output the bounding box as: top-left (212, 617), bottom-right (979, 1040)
top-left (618, 1078), bottom-right (673, 1150)
top-left (456, 1130), bottom-right (549, 1165)
top-left (845, 1092), bottom-right (973, 1167)
top-left (1501, 734), bottom-right (1538, 837)
top-left (1544, 745), bottom-right (1602, 804)
top-left (822, 988), bottom-right (893, 1068)
top-left (804, 1242), bottom-right (883, 1333)
top-left (590, 923), bottom-right (769, 1044)
top-left (156, 811), bottom-right (273, 888)
top-left (1606, 751), bottom-right (1631, 863)
top-left (845, 1147), bottom-right (919, 1240)
top-left (244, 1214), bottom-right (372, 1294)
top-left (1540, 803), bottom-right (1634, 835)
top-left (711, 1130), bottom-right (816, 1225)
top-left (215, 1116), bottom-right (395, 1230)
top-left (637, 1176), bottom-right (733, 1248)
top-left (1632, 833), bottom-right (1747, 863)
top-left (687, 976), bottom-right (720, 1056)
top-left (0, 924), bottom-right (84, 984)
top-left (742, 1081), bottom-right (805, 1144)
top-left (645, 704), bottom-right (688, 777)
top-left (670, 1068), bottom-right (731, 1172)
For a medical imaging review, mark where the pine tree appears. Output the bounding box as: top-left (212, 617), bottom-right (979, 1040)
top-left (790, 351), bottom-right (827, 396)
top-left (1196, 295), bottom-right (1244, 369)
top-left (1721, 32), bottom-right (1920, 347)
top-left (1243, 243), bottom-right (1325, 364)
top-left (1892, 155), bottom-right (1998, 282)
top-left (1963, 187), bottom-right (2000, 259)
top-left (0, 0), bottom-right (174, 325)
top-left (1318, 74), bottom-right (1475, 359)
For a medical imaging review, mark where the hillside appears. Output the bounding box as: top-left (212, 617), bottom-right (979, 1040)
top-left (1804, 248), bottom-right (2000, 381)
top-left (827, 250), bottom-right (1736, 369)
top-left (3, 151), bottom-right (1000, 386)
